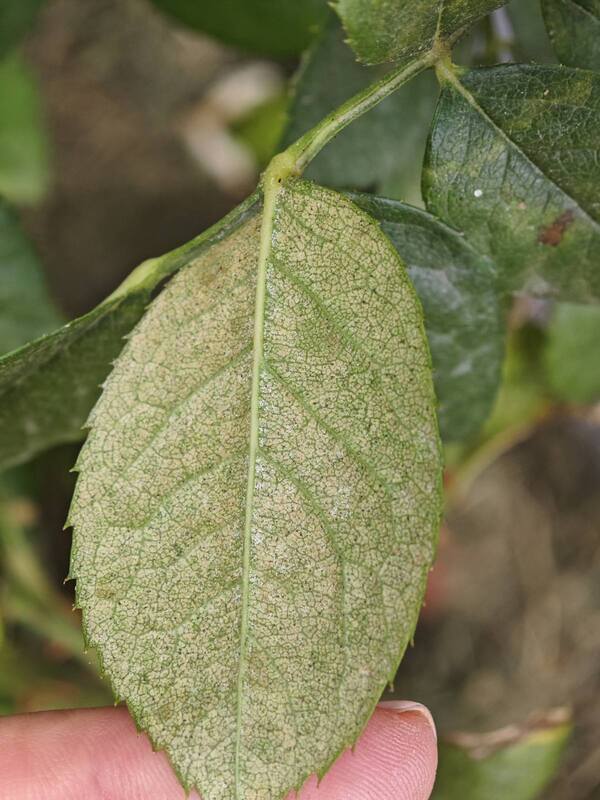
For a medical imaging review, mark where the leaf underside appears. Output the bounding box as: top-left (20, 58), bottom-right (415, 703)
top-left (350, 194), bottom-right (505, 441)
top-left (69, 179), bottom-right (442, 800)
top-left (0, 193), bottom-right (260, 473)
top-left (424, 64), bottom-right (600, 302)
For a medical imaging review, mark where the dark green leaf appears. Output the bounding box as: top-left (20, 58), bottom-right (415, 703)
top-left (0, 54), bottom-right (49, 204)
top-left (507, 0), bottom-right (556, 63)
top-left (542, 0), bottom-right (600, 70)
top-left (545, 302), bottom-right (600, 404)
top-left (424, 64), bottom-right (600, 301)
top-left (332, 0), bottom-right (507, 65)
top-left (150, 0), bottom-right (328, 58)
top-left (0, 0), bottom-right (45, 60)
top-left (0, 200), bottom-right (61, 356)
top-left (282, 20), bottom-right (439, 201)
top-left (0, 293), bottom-right (148, 472)
top-left (69, 178), bottom-right (442, 800)
top-left (351, 194), bottom-right (505, 441)
top-left (433, 710), bottom-right (571, 800)
top-left (0, 193), bottom-right (260, 472)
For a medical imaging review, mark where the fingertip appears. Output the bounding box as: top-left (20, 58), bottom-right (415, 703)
top-left (295, 701), bottom-right (438, 800)
top-left (0, 707), bottom-right (195, 800)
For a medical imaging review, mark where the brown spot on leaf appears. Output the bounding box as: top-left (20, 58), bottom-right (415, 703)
top-left (538, 210), bottom-right (575, 247)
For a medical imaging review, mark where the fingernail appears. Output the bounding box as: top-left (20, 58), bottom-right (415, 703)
top-left (377, 700), bottom-right (437, 742)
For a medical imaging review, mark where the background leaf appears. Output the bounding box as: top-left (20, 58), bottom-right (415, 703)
top-left (332, 0), bottom-right (507, 65)
top-left (424, 64), bottom-right (600, 301)
top-left (0, 0), bottom-right (45, 60)
top-left (0, 54), bottom-right (49, 204)
top-left (282, 19), bottom-right (439, 202)
top-left (0, 193), bottom-right (260, 472)
top-left (544, 302), bottom-right (600, 404)
top-left (350, 194), bottom-right (505, 441)
top-left (506, 0), bottom-right (556, 63)
top-left (149, 0), bottom-right (328, 58)
top-left (0, 200), bottom-right (61, 356)
top-left (542, 0), bottom-right (600, 71)
top-left (69, 178), bottom-right (442, 800)
top-left (433, 711), bottom-right (572, 800)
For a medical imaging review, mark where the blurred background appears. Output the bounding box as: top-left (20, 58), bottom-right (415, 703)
top-left (0, 1), bottom-right (598, 798)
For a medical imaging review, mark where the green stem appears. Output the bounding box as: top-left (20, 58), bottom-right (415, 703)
top-left (285, 50), bottom-right (441, 176)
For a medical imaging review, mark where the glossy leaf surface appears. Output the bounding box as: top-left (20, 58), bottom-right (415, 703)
top-left (70, 179), bottom-right (442, 800)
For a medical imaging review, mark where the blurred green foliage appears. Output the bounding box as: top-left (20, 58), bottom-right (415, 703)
top-left (545, 303), bottom-right (600, 405)
top-left (0, 200), bottom-right (61, 355)
top-left (0, 0), bottom-right (45, 61)
top-left (150, 0), bottom-right (329, 58)
top-left (433, 715), bottom-right (572, 800)
top-left (0, 54), bottom-right (49, 205)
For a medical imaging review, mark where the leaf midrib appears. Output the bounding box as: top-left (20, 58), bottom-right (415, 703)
top-left (443, 66), bottom-right (600, 232)
top-left (235, 180), bottom-right (279, 796)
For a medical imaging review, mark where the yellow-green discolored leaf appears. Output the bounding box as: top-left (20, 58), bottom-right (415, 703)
top-left (542, 0), bottom-right (600, 71)
top-left (349, 194), bottom-right (505, 441)
top-left (424, 64), bottom-right (600, 301)
top-left (0, 193), bottom-right (260, 472)
top-left (69, 178), bottom-right (442, 800)
top-left (332, 0), bottom-right (507, 65)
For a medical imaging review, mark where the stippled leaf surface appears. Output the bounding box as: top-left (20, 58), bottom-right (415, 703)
top-left (433, 711), bottom-right (571, 800)
top-left (0, 200), bottom-right (61, 356)
top-left (350, 194), bottom-right (505, 441)
top-left (0, 194), bottom-right (259, 472)
top-left (0, 0), bottom-right (45, 60)
top-left (150, 0), bottom-right (328, 58)
top-left (69, 178), bottom-right (442, 800)
top-left (424, 64), bottom-right (600, 301)
top-left (0, 54), bottom-right (49, 204)
top-left (282, 19), bottom-right (439, 201)
top-left (544, 302), bottom-right (600, 404)
top-left (332, 0), bottom-right (507, 65)
top-left (542, 0), bottom-right (600, 70)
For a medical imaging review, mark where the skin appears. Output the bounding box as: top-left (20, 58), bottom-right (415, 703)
top-left (0, 701), bottom-right (437, 800)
